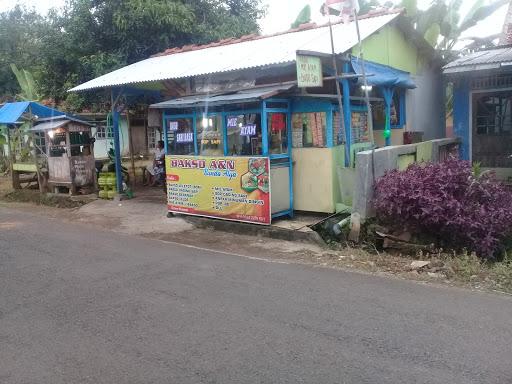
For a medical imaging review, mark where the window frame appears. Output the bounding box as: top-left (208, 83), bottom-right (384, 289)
top-left (225, 111), bottom-right (263, 156)
top-left (95, 124), bottom-right (113, 140)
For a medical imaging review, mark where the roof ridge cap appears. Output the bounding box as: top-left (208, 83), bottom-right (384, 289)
top-left (152, 7), bottom-right (402, 58)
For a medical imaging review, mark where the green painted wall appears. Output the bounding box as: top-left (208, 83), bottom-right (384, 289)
top-left (351, 142), bottom-right (373, 167)
top-left (352, 24), bottom-right (420, 75)
top-left (331, 145), bottom-right (345, 206)
top-left (332, 145), bottom-right (345, 206)
top-left (397, 154), bottom-right (416, 170)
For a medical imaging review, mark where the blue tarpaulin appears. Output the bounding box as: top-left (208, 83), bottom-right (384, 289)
top-left (350, 56), bottom-right (416, 89)
top-left (0, 101), bottom-right (65, 124)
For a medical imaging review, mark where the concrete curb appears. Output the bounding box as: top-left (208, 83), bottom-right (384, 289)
top-left (182, 216), bottom-right (326, 246)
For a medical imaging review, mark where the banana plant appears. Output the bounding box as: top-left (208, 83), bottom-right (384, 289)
top-left (10, 63), bottom-right (41, 101)
top-left (402, 0), bottom-right (509, 51)
top-left (291, 5), bottom-right (312, 28)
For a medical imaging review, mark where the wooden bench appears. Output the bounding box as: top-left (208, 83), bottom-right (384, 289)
top-left (12, 163), bottom-right (39, 189)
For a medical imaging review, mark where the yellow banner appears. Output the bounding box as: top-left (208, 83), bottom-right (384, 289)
top-left (165, 155), bottom-right (271, 225)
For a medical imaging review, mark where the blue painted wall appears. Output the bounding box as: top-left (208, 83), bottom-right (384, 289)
top-left (452, 78), bottom-right (470, 160)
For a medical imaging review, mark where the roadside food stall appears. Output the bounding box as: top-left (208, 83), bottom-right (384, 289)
top-left (150, 83), bottom-right (373, 224)
top-left (0, 101), bottom-right (67, 191)
top-left (151, 85), bottom-right (293, 225)
top-left (32, 115), bottom-right (96, 194)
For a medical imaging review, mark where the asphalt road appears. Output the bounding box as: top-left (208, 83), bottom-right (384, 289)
top-left (1, 206), bottom-right (512, 384)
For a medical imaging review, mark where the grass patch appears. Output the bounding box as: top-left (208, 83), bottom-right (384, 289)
top-left (2, 189), bottom-right (87, 208)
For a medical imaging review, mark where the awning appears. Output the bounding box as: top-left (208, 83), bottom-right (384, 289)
top-left (30, 119), bottom-right (70, 131)
top-left (150, 84), bottom-right (295, 109)
top-left (31, 115), bottom-right (93, 131)
top-left (351, 56), bottom-right (416, 88)
top-left (0, 102), bottom-right (65, 125)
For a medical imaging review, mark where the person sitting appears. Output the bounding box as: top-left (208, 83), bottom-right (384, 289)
top-left (145, 140), bottom-right (165, 186)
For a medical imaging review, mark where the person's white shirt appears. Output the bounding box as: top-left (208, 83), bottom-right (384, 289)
top-left (154, 147), bottom-right (165, 160)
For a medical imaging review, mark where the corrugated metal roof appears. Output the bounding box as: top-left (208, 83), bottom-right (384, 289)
top-left (70, 11), bottom-right (401, 92)
top-left (443, 46), bottom-right (512, 74)
top-left (31, 119), bottom-right (70, 131)
top-left (150, 84), bottom-right (295, 109)
top-left (36, 115), bottom-right (93, 126)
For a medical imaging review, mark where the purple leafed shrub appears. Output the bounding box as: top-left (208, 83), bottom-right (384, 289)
top-left (374, 159), bottom-right (512, 259)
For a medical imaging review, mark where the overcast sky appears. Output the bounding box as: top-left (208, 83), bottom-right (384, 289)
top-left (0, 0), bottom-right (507, 39)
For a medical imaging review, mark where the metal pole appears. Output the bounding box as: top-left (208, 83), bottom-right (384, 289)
top-left (328, 18), bottom-right (350, 167)
top-left (353, 10), bottom-right (374, 146)
top-left (111, 89), bottom-right (123, 194)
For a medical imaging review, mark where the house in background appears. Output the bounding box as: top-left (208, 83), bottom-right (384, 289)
top-left (74, 109), bottom-right (162, 160)
top-left (443, 2), bottom-right (512, 180)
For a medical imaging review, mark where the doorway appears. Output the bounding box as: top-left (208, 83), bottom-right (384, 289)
top-left (472, 89), bottom-right (512, 167)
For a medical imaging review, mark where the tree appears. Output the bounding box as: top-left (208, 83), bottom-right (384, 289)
top-left (291, 5), bottom-right (312, 28)
top-left (402, 0), bottom-right (509, 53)
top-left (0, 6), bottom-right (47, 101)
top-left (0, 0), bottom-right (265, 111)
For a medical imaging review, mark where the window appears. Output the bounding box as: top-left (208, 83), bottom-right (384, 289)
top-left (95, 124), bottom-right (113, 139)
top-left (475, 93), bottom-right (512, 135)
top-left (268, 112), bottom-right (288, 154)
top-left (226, 113), bottom-right (262, 156)
top-left (391, 91), bottom-right (403, 127)
top-left (148, 126), bottom-right (160, 150)
top-left (167, 118), bottom-right (195, 155)
top-left (196, 114), bottom-right (223, 156)
top-left (48, 129), bottom-right (67, 157)
top-left (70, 131), bottom-right (93, 156)
top-left (372, 90), bottom-right (405, 129)
top-left (372, 101), bottom-right (386, 130)
top-left (291, 112), bottom-right (327, 148)
top-left (351, 110), bottom-right (370, 143)
top-left (333, 111), bottom-right (343, 145)
top-left (34, 132), bottom-right (46, 155)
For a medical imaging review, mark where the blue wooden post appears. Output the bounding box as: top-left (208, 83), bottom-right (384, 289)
top-left (222, 113), bottom-right (229, 156)
top-left (382, 87), bottom-right (394, 147)
top-left (261, 101), bottom-right (269, 156)
top-left (453, 79), bottom-right (470, 160)
top-left (342, 61), bottom-right (352, 166)
top-left (162, 114), bottom-right (168, 154)
top-left (112, 109), bottom-right (123, 193)
top-left (192, 112), bottom-right (198, 155)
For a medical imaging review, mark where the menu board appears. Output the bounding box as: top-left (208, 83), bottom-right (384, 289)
top-left (165, 155), bottom-right (271, 225)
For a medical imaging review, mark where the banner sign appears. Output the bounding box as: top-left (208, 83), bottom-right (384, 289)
top-left (166, 155), bottom-right (271, 225)
top-left (227, 116), bottom-right (239, 128)
top-left (176, 132), bottom-right (193, 143)
top-left (169, 121), bottom-right (179, 131)
top-left (296, 54), bottom-right (323, 87)
top-left (240, 124), bottom-right (256, 136)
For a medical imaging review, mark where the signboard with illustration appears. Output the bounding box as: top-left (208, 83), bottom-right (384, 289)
top-left (165, 155), bottom-right (271, 225)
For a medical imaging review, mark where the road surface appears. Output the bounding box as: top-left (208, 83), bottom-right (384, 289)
top-left (1, 205), bottom-right (511, 384)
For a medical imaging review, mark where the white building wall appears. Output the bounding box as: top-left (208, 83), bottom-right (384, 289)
top-left (92, 116), bottom-right (130, 159)
top-left (406, 66), bottom-right (445, 140)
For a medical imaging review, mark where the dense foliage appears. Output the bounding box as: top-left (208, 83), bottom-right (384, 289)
top-left (0, 0), bottom-right (265, 110)
top-left (374, 159), bottom-right (512, 259)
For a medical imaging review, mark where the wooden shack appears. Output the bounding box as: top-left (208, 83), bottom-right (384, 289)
top-left (32, 116), bottom-right (96, 194)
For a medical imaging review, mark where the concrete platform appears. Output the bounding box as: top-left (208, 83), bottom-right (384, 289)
top-left (92, 186), bottom-right (327, 245)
